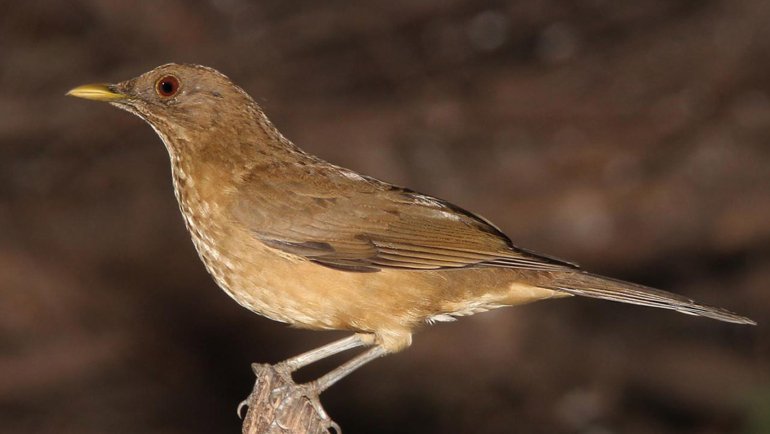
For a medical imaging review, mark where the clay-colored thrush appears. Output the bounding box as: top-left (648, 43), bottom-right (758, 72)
top-left (67, 63), bottom-right (755, 397)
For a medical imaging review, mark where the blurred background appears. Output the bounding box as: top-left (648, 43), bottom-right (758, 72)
top-left (1, 1), bottom-right (769, 433)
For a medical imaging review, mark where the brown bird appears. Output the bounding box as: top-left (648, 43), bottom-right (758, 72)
top-left (67, 63), bottom-right (755, 403)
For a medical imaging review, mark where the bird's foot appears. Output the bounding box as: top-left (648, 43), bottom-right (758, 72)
top-left (270, 381), bottom-right (340, 433)
top-left (240, 363), bottom-right (340, 433)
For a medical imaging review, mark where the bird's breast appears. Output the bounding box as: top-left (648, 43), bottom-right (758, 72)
top-left (169, 157), bottom-right (242, 298)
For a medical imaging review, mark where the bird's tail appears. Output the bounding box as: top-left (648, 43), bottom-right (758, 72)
top-left (546, 271), bottom-right (755, 325)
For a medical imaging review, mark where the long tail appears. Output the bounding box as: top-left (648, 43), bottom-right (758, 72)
top-left (546, 271), bottom-right (756, 325)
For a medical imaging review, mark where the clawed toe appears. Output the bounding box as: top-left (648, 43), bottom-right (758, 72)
top-left (276, 382), bottom-right (325, 418)
top-left (237, 397), bottom-right (250, 419)
top-left (271, 381), bottom-right (340, 432)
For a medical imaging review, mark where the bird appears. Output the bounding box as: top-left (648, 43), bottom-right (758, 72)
top-left (67, 63), bottom-right (755, 406)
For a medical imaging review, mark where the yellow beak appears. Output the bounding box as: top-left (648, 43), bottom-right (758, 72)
top-left (66, 83), bottom-right (127, 102)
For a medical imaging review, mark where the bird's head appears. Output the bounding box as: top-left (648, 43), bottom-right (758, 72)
top-left (67, 63), bottom-right (276, 161)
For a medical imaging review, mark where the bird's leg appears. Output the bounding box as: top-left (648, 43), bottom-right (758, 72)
top-left (238, 334), bottom-right (374, 420)
top-left (279, 345), bottom-right (388, 427)
top-left (242, 335), bottom-right (384, 429)
top-left (240, 338), bottom-right (388, 431)
top-left (310, 345), bottom-right (388, 393)
top-left (278, 333), bottom-right (376, 373)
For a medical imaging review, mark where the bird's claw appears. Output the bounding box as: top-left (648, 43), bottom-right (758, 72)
top-left (237, 397), bottom-right (250, 419)
top-left (272, 381), bottom-right (340, 433)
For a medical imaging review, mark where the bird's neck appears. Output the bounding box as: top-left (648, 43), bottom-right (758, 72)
top-left (161, 102), bottom-right (308, 168)
top-left (159, 107), bottom-right (312, 210)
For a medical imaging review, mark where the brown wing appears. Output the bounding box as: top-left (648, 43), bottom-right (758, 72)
top-left (230, 163), bottom-right (578, 273)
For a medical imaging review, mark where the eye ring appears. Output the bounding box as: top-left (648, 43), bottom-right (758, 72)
top-left (156, 75), bottom-right (180, 97)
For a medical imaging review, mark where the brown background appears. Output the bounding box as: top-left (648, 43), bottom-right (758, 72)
top-left (1, 1), bottom-right (769, 433)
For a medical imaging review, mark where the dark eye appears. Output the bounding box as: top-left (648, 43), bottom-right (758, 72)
top-left (156, 75), bottom-right (180, 97)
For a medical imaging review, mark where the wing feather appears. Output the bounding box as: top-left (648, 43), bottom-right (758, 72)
top-left (231, 164), bottom-right (578, 273)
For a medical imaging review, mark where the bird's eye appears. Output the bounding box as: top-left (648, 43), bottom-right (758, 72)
top-left (156, 75), bottom-right (180, 97)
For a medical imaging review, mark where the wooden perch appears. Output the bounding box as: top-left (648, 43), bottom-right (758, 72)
top-left (241, 363), bottom-right (340, 434)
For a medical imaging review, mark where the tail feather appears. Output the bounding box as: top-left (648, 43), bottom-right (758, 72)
top-left (548, 271), bottom-right (756, 325)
